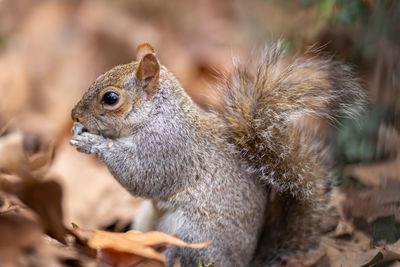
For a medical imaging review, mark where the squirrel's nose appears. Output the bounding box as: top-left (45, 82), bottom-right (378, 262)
top-left (71, 108), bottom-right (80, 122)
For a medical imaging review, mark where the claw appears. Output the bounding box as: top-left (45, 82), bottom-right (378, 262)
top-left (69, 139), bottom-right (77, 146)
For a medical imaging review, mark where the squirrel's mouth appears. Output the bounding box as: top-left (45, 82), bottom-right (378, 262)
top-left (100, 128), bottom-right (119, 139)
top-left (80, 123), bottom-right (119, 139)
top-left (81, 127), bottom-right (99, 135)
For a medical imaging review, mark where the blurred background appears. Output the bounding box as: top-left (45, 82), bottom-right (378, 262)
top-left (0, 0), bottom-right (399, 265)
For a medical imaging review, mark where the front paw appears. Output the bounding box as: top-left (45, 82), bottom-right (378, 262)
top-left (70, 131), bottom-right (106, 155)
top-left (72, 122), bottom-right (86, 136)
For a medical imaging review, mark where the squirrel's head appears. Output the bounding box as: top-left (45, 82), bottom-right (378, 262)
top-left (71, 43), bottom-right (183, 139)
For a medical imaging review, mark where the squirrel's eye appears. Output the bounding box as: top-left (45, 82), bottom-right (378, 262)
top-left (102, 91), bottom-right (119, 105)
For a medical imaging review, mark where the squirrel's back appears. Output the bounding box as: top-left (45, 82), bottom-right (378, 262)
top-left (215, 43), bottom-right (366, 263)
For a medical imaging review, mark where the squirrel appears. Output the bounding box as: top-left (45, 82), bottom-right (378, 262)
top-left (70, 42), bottom-right (366, 266)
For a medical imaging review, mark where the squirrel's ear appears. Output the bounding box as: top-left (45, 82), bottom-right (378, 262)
top-left (136, 52), bottom-right (160, 96)
top-left (135, 43), bottom-right (156, 62)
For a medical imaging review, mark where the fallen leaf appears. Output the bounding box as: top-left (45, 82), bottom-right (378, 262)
top-left (361, 248), bottom-right (400, 267)
top-left (0, 131), bottom-right (54, 179)
top-left (74, 227), bottom-right (210, 265)
top-left (12, 179), bottom-right (69, 244)
top-left (27, 140), bottom-right (54, 177)
top-left (100, 248), bottom-right (163, 267)
top-left (342, 181), bottom-right (400, 224)
top-left (322, 234), bottom-right (376, 267)
top-left (387, 239), bottom-right (400, 254)
top-left (0, 212), bottom-right (84, 266)
top-left (0, 212), bottom-right (42, 264)
top-left (346, 149), bottom-right (400, 188)
top-left (120, 230), bottom-right (211, 249)
top-left (0, 131), bottom-right (28, 177)
top-left (332, 219), bottom-right (354, 238)
top-left (0, 212), bottom-right (42, 248)
top-left (281, 244), bottom-right (326, 266)
top-left (376, 123), bottom-right (400, 160)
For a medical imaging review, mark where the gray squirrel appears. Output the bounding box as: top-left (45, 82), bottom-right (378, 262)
top-left (70, 43), bottom-right (366, 266)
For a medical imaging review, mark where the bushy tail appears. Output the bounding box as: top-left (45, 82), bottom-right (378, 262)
top-left (218, 43), bottom-right (367, 262)
top-left (219, 43), bottom-right (367, 200)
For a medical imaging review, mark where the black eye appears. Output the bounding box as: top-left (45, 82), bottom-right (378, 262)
top-left (102, 91), bottom-right (119, 105)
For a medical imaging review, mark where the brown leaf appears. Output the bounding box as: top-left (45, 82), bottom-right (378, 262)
top-left (100, 248), bottom-right (163, 267)
top-left (27, 139), bottom-right (54, 176)
top-left (0, 131), bottom-right (29, 177)
top-left (387, 239), bottom-right (400, 254)
top-left (74, 227), bottom-right (210, 265)
top-left (0, 120), bottom-right (12, 136)
top-left (361, 248), bottom-right (400, 267)
top-left (0, 212), bottom-right (42, 247)
top-left (0, 213), bottom-right (42, 264)
top-left (322, 234), bottom-right (375, 267)
top-left (342, 181), bottom-right (400, 223)
top-left (120, 230), bottom-right (211, 249)
top-left (376, 123), bottom-right (400, 160)
top-left (12, 179), bottom-right (69, 244)
top-left (281, 244), bottom-right (326, 266)
top-left (0, 212), bottom-right (83, 266)
top-left (346, 149), bottom-right (400, 188)
top-left (0, 131), bottom-right (54, 179)
top-left (332, 219), bottom-right (354, 238)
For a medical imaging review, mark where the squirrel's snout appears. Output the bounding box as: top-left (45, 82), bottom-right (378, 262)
top-left (71, 108), bottom-right (80, 122)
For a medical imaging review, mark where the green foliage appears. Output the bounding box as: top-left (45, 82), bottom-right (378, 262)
top-left (330, 173), bottom-right (367, 189)
top-left (280, 39), bottom-right (295, 53)
top-left (332, 105), bottom-right (394, 165)
top-left (329, 105), bottom-right (395, 186)
top-left (336, 0), bottom-right (362, 25)
top-left (198, 261), bottom-right (215, 267)
top-left (371, 216), bottom-right (400, 244)
top-left (301, 0), bottom-right (400, 37)
top-left (300, 0), bottom-right (336, 19)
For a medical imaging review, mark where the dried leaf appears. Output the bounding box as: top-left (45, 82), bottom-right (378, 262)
top-left (346, 150), bottom-right (400, 187)
top-left (322, 234), bottom-right (375, 267)
top-left (333, 219), bottom-right (354, 238)
top-left (342, 181), bottom-right (400, 223)
top-left (376, 123), bottom-right (400, 160)
top-left (0, 132), bottom-right (29, 177)
top-left (69, 223), bottom-right (97, 259)
top-left (0, 120), bottom-right (12, 136)
top-left (281, 244), bottom-right (326, 266)
top-left (100, 249), bottom-right (163, 267)
top-left (12, 179), bottom-right (69, 244)
top-left (0, 213), bottom-right (42, 264)
top-left (0, 131), bottom-right (54, 179)
top-left (74, 227), bottom-right (210, 265)
top-left (120, 230), bottom-right (211, 249)
top-left (28, 141), bottom-right (54, 176)
top-left (387, 239), bottom-right (400, 254)
top-left (361, 248), bottom-right (400, 267)
top-left (0, 212), bottom-right (42, 248)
